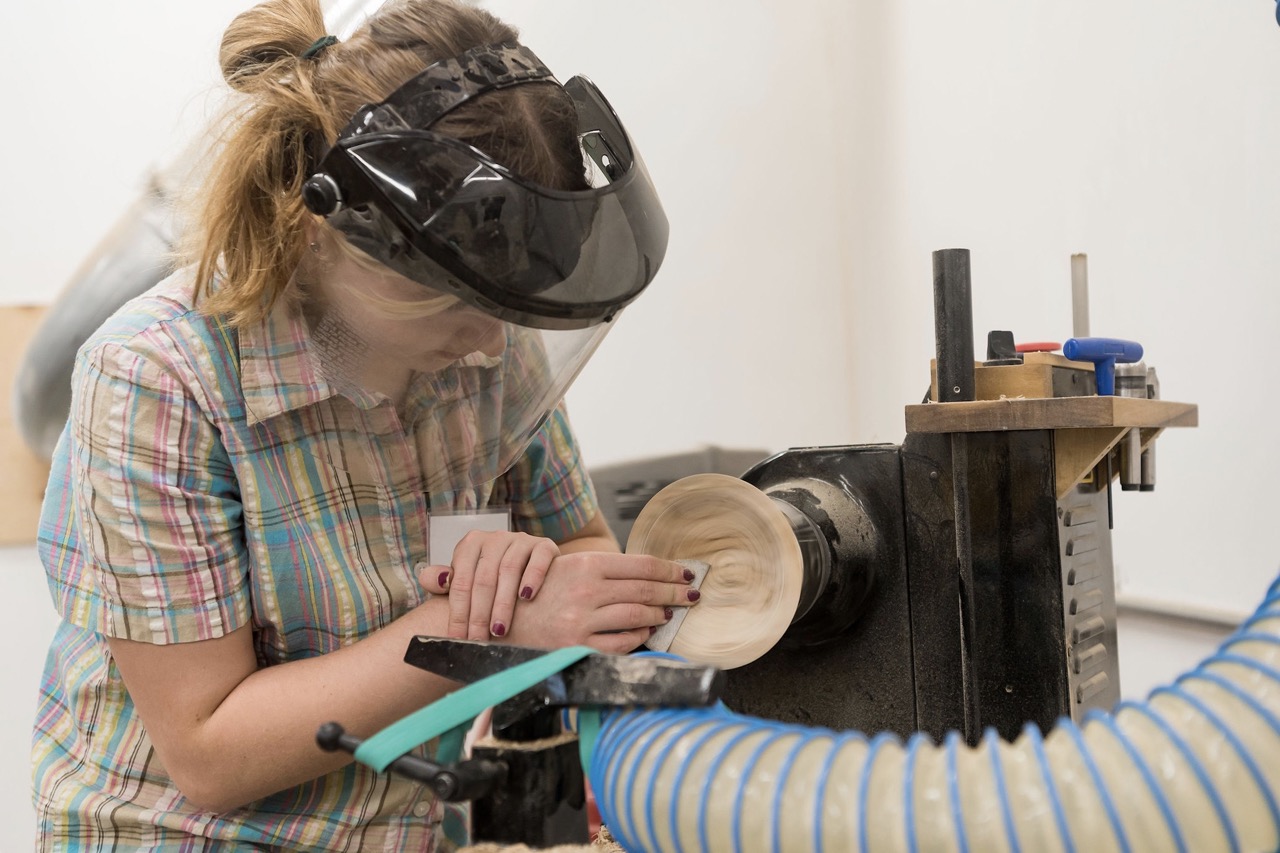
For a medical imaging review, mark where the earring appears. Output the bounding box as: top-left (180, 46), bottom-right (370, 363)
top-left (309, 242), bottom-right (321, 255)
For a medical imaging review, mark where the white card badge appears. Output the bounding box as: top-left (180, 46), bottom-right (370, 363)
top-left (429, 508), bottom-right (513, 566)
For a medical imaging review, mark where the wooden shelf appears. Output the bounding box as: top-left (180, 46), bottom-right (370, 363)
top-left (905, 395), bottom-right (1197, 499)
top-left (905, 396), bottom-right (1198, 435)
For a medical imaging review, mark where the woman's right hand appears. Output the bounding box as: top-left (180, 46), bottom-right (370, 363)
top-left (503, 552), bottom-right (700, 653)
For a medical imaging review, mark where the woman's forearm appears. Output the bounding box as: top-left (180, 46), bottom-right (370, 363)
top-left (108, 595), bottom-right (457, 813)
top-left (557, 511), bottom-right (622, 554)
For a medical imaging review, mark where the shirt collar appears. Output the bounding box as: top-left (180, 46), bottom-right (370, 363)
top-left (238, 296), bottom-right (336, 426)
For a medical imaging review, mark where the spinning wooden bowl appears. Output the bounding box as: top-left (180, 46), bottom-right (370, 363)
top-left (626, 473), bottom-right (804, 668)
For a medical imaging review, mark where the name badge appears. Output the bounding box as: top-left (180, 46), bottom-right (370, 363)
top-left (429, 508), bottom-right (512, 565)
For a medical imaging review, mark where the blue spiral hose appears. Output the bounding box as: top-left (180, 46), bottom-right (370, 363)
top-left (589, 575), bottom-right (1280, 851)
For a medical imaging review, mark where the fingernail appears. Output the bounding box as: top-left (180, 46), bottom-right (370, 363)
top-left (438, 571), bottom-right (450, 589)
top-left (520, 586), bottom-right (534, 600)
top-left (687, 589), bottom-right (701, 602)
top-left (663, 607), bottom-right (673, 621)
top-left (649, 626), bottom-right (658, 635)
top-left (683, 568), bottom-right (696, 582)
top-left (491, 622), bottom-right (506, 637)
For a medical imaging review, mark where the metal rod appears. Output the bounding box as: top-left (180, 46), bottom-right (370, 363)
top-left (1142, 367), bottom-right (1159, 491)
top-left (315, 721), bottom-right (504, 801)
top-left (1071, 253), bottom-right (1090, 338)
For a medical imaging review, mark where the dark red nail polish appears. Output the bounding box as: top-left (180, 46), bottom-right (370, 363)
top-left (438, 571), bottom-right (450, 588)
top-left (520, 586), bottom-right (534, 600)
top-left (649, 625), bottom-right (658, 635)
top-left (664, 607), bottom-right (674, 621)
top-left (687, 589), bottom-right (701, 602)
top-left (683, 568), bottom-right (696, 582)
top-left (491, 622), bottom-right (506, 637)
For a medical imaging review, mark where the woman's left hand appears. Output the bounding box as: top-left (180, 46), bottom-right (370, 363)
top-left (419, 530), bottom-right (560, 640)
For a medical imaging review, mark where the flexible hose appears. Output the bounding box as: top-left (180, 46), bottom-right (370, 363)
top-left (590, 575), bottom-right (1280, 852)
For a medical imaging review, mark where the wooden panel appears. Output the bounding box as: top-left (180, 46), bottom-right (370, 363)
top-left (1054, 427), bottom-right (1126, 499)
top-left (905, 396), bottom-right (1198, 435)
top-left (0, 306), bottom-right (51, 545)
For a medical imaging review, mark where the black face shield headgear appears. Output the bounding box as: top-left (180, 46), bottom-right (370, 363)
top-left (301, 42), bottom-right (669, 331)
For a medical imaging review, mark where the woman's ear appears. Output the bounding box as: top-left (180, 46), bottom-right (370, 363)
top-left (304, 218), bottom-right (323, 255)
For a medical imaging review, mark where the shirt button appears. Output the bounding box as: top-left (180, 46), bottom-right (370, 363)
top-left (413, 802), bottom-right (430, 818)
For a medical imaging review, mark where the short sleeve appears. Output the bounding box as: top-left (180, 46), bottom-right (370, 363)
top-left (46, 338), bottom-right (251, 644)
top-left (500, 402), bottom-right (600, 543)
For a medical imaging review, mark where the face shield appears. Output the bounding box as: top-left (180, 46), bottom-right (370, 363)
top-left (272, 42), bottom-right (667, 505)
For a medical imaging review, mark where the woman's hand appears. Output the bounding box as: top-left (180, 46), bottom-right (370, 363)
top-left (419, 530), bottom-right (560, 640)
top-left (503, 552), bottom-right (700, 654)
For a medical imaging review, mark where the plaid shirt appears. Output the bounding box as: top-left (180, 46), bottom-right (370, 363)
top-left (32, 270), bottom-right (599, 851)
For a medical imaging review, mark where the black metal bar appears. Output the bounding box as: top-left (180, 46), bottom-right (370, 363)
top-left (902, 433), bottom-right (967, 741)
top-left (933, 248), bottom-right (975, 403)
top-left (951, 433), bottom-right (981, 745)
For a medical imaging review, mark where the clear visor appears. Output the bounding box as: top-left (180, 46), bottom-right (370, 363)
top-left (267, 232), bottom-right (610, 506)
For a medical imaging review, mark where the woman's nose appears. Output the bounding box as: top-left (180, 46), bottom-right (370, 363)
top-left (475, 319), bottom-right (507, 357)
top-left (449, 308), bottom-right (507, 357)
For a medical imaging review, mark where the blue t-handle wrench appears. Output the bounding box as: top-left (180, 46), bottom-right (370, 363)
top-left (1062, 337), bottom-right (1143, 395)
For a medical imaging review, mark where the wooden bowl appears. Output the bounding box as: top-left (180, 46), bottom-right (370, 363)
top-left (626, 473), bottom-right (803, 668)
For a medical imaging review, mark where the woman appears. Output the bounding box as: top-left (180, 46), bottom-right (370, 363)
top-left (31, 0), bottom-right (690, 848)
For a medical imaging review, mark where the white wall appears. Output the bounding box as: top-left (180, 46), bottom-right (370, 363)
top-left (836, 0), bottom-right (1280, 623)
top-left (2, 0), bottom-right (1277, 848)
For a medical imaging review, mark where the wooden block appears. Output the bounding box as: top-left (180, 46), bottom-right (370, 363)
top-left (930, 353), bottom-right (1095, 401)
top-left (0, 306), bottom-right (52, 545)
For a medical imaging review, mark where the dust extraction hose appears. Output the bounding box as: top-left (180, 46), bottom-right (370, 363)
top-left (590, 575), bottom-right (1280, 852)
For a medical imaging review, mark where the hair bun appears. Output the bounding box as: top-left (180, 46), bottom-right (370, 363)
top-left (218, 0), bottom-right (328, 91)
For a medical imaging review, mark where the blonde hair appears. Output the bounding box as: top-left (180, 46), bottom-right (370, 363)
top-left (185, 0), bottom-right (587, 328)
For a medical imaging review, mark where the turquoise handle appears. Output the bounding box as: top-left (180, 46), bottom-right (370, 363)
top-left (354, 645), bottom-right (597, 771)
